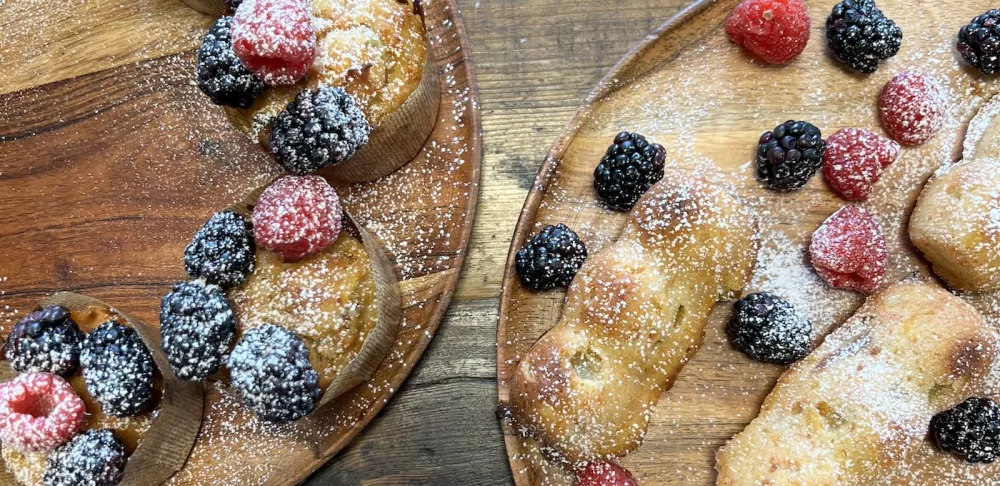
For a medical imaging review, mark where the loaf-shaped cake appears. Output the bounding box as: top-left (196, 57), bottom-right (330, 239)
top-left (716, 281), bottom-right (998, 485)
top-left (506, 169), bottom-right (759, 465)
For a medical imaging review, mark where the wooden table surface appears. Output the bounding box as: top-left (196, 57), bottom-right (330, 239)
top-left (310, 0), bottom-right (693, 484)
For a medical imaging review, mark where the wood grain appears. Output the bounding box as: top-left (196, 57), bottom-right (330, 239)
top-left (497, 0), bottom-right (1000, 484)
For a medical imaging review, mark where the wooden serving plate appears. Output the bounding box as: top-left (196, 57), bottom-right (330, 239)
top-left (0, 0), bottom-right (481, 483)
top-left (496, 0), bottom-right (1000, 484)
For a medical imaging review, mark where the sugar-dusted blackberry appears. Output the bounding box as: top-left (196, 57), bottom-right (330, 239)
top-left (269, 87), bottom-right (371, 175)
top-left (931, 397), bottom-right (1000, 463)
top-left (43, 429), bottom-right (126, 486)
top-left (593, 131), bottom-right (666, 211)
top-left (515, 224), bottom-right (588, 291)
top-left (227, 324), bottom-right (321, 423)
top-left (2, 306), bottom-right (83, 376)
top-left (756, 120), bottom-right (826, 191)
top-left (196, 16), bottom-right (266, 109)
top-left (826, 0), bottom-right (902, 74)
top-left (80, 322), bottom-right (155, 417)
top-left (727, 292), bottom-right (812, 364)
top-left (958, 10), bottom-right (1000, 75)
top-left (184, 210), bottom-right (255, 288)
top-left (160, 280), bottom-right (237, 381)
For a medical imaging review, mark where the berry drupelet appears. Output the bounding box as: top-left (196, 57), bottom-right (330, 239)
top-left (196, 16), bottom-right (266, 109)
top-left (756, 120), bottom-right (826, 191)
top-left (2, 305), bottom-right (83, 376)
top-left (269, 87), bottom-right (371, 175)
top-left (80, 321), bottom-right (156, 417)
top-left (727, 292), bottom-right (812, 364)
top-left (43, 429), bottom-right (126, 486)
top-left (227, 324), bottom-right (321, 423)
top-left (515, 224), bottom-right (588, 291)
top-left (160, 280), bottom-right (237, 381)
top-left (184, 210), bottom-right (256, 289)
top-left (826, 0), bottom-right (902, 74)
top-left (594, 131), bottom-right (666, 211)
top-left (931, 397), bottom-right (1000, 463)
top-left (958, 10), bottom-right (1000, 75)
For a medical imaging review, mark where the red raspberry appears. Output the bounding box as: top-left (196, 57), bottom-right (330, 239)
top-left (726, 0), bottom-right (811, 64)
top-left (879, 70), bottom-right (948, 146)
top-left (0, 373), bottom-right (85, 452)
top-left (822, 128), bottom-right (900, 201)
top-left (809, 206), bottom-right (888, 294)
top-left (576, 462), bottom-right (638, 486)
top-left (252, 175), bottom-right (342, 262)
top-left (232, 0), bottom-right (316, 86)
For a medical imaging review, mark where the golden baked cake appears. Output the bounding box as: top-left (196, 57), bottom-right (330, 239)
top-left (506, 168), bottom-right (758, 465)
top-left (716, 281), bottom-right (998, 485)
top-left (227, 231), bottom-right (379, 391)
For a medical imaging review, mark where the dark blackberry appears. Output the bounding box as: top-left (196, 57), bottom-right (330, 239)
top-left (226, 0), bottom-right (243, 11)
top-left (727, 292), bottom-right (812, 365)
top-left (2, 305), bottom-right (83, 376)
top-left (160, 279), bottom-right (237, 381)
top-left (80, 321), bottom-right (155, 417)
top-left (593, 131), bottom-right (666, 211)
top-left (515, 224), bottom-right (588, 291)
top-left (196, 16), bottom-right (266, 109)
top-left (43, 429), bottom-right (126, 486)
top-left (826, 0), bottom-right (902, 74)
top-left (227, 324), bottom-right (321, 423)
top-left (755, 120), bottom-right (826, 191)
top-left (958, 10), bottom-right (1000, 75)
top-left (269, 87), bottom-right (371, 175)
top-left (184, 210), bottom-right (255, 288)
top-left (931, 397), bottom-right (1000, 463)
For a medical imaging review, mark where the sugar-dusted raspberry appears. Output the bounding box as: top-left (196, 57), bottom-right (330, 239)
top-left (809, 205), bottom-right (888, 294)
top-left (879, 70), bottom-right (948, 146)
top-left (0, 373), bottom-right (85, 453)
top-left (252, 175), bottom-right (342, 262)
top-left (231, 0), bottom-right (316, 86)
top-left (726, 0), bottom-right (811, 64)
top-left (575, 462), bottom-right (638, 486)
top-left (822, 128), bottom-right (900, 201)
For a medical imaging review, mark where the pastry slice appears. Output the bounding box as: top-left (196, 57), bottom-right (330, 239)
top-left (716, 281), bottom-right (998, 485)
top-left (506, 168), bottom-right (759, 465)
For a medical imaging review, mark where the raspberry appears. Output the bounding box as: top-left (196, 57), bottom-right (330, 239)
top-left (252, 175), bottom-right (342, 262)
top-left (0, 373), bottom-right (85, 453)
top-left (231, 0), bottom-right (316, 86)
top-left (726, 0), bottom-right (811, 64)
top-left (575, 462), bottom-right (638, 486)
top-left (809, 205), bottom-right (887, 294)
top-left (879, 70), bottom-right (948, 146)
top-left (822, 128), bottom-right (900, 201)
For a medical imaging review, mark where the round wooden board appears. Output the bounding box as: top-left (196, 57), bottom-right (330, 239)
top-left (0, 0), bottom-right (481, 484)
top-left (496, 0), bottom-right (1000, 484)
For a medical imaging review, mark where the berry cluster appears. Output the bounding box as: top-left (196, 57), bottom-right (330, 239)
top-left (515, 224), bottom-right (588, 291)
top-left (3, 305), bottom-right (83, 376)
top-left (727, 292), bottom-right (812, 364)
top-left (81, 321), bottom-right (156, 417)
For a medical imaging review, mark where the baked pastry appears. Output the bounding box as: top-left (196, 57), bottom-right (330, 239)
top-left (716, 280), bottom-right (998, 485)
top-left (506, 169), bottom-right (758, 465)
top-left (909, 97), bottom-right (1000, 293)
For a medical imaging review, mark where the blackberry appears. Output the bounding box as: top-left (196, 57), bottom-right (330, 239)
top-left (160, 280), bottom-right (237, 381)
top-left (826, 0), bottom-right (902, 74)
top-left (2, 305), bottom-right (83, 376)
top-left (958, 10), bottom-right (1000, 75)
top-left (269, 87), bottom-right (371, 175)
top-left (931, 397), bottom-right (1000, 463)
top-left (593, 131), bottom-right (666, 211)
top-left (43, 429), bottom-right (126, 486)
top-left (515, 224), bottom-right (588, 291)
top-left (226, 0), bottom-right (243, 11)
top-left (196, 16), bottom-right (266, 109)
top-left (755, 120), bottom-right (826, 191)
top-left (184, 210), bottom-right (255, 288)
top-left (227, 324), bottom-right (321, 423)
top-left (727, 292), bottom-right (812, 364)
top-left (80, 321), bottom-right (155, 417)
